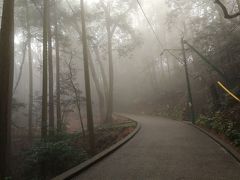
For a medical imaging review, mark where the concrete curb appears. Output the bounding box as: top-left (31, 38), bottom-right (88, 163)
top-left (190, 123), bottom-right (240, 164)
top-left (52, 119), bottom-right (141, 180)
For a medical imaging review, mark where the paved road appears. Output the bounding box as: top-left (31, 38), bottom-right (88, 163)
top-left (72, 115), bottom-right (240, 180)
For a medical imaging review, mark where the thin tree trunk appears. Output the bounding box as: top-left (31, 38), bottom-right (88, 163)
top-left (25, 0), bottom-right (33, 142)
top-left (0, 0), bottom-right (14, 178)
top-left (48, 0), bottom-right (55, 136)
top-left (105, 10), bottom-right (114, 122)
top-left (163, 30), bottom-right (171, 82)
top-left (159, 55), bottom-right (165, 85)
top-left (42, 0), bottom-right (48, 140)
top-left (75, 101), bottom-right (85, 137)
top-left (166, 54), bottom-right (171, 80)
top-left (64, 4), bottom-right (106, 122)
top-left (80, 0), bottom-right (95, 154)
top-left (100, 3), bottom-right (132, 121)
top-left (151, 58), bottom-right (159, 89)
top-left (88, 49), bottom-right (105, 122)
top-left (67, 60), bottom-right (85, 137)
top-left (53, 0), bottom-right (62, 133)
top-left (13, 42), bottom-right (27, 94)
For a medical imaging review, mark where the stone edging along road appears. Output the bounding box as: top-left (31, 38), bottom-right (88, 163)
top-left (52, 119), bottom-right (141, 180)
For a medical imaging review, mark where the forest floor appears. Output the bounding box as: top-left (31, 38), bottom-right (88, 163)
top-left (11, 116), bottom-right (137, 180)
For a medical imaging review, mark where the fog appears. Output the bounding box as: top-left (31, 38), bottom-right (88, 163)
top-left (1, 0), bottom-right (240, 179)
top-left (10, 0), bottom-right (240, 142)
top-left (12, 0), bottom-right (174, 127)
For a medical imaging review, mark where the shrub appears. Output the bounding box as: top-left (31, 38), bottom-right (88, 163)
top-left (196, 107), bottom-right (240, 148)
top-left (23, 136), bottom-right (88, 180)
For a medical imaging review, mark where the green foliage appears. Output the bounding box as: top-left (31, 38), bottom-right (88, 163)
top-left (4, 177), bottom-right (12, 180)
top-left (196, 106), bottom-right (240, 147)
top-left (156, 103), bottom-right (184, 120)
top-left (23, 133), bottom-right (88, 179)
top-left (196, 115), bottom-right (213, 129)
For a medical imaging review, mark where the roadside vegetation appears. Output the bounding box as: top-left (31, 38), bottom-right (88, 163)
top-left (143, 0), bottom-right (240, 152)
top-left (1, 0), bottom-right (240, 179)
top-left (12, 117), bottom-right (136, 179)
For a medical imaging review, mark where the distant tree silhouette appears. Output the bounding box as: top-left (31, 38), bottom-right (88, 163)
top-left (42, 0), bottom-right (48, 140)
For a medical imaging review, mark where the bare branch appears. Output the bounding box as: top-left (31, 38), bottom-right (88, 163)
top-left (215, 0), bottom-right (240, 19)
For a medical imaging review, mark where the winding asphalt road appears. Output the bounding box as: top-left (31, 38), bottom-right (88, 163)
top-left (72, 115), bottom-right (240, 180)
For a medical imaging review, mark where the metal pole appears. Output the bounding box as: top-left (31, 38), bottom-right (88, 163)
top-left (184, 40), bottom-right (227, 82)
top-left (181, 38), bottom-right (195, 124)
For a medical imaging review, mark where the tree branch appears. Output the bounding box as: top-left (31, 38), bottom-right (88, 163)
top-left (215, 0), bottom-right (240, 19)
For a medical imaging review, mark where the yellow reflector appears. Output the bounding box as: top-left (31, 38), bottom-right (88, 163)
top-left (217, 81), bottom-right (240, 103)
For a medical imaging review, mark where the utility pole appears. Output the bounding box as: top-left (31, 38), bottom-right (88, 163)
top-left (181, 38), bottom-right (195, 124)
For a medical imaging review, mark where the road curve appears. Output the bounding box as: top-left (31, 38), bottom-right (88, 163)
top-left (72, 115), bottom-right (240, 180)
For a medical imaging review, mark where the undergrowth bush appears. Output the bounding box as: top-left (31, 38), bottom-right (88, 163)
top-left (196, 105), bottom-right (240, 147)
top-left (23, 133), bottom-right (88, 180)
top-left (157, 104), bottom-right (183, 120)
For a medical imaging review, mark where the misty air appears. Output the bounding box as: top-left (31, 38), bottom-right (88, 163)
top-left (0, 0), bottom-right (240, 179)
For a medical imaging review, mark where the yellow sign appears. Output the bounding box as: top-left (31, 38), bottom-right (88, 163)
top-left (217, 81), bottom-right (240, 103)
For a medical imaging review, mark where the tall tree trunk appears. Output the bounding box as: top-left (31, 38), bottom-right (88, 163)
top-left (0, 0), bottom-right (14, 178)
top-left (42, 0), bottom-right (48, 140)
top-left (53, 0), bottom-right (62, 133)
top-left (106, 11), bottom-right (114, 122)
top-left (65, 7), bottom-right (106, 122)
top-left (48, 0), bottom-right (55, 136)
top-left (93, 46), bottom-right (109, 108)
top-left (25, 0), bottom-right (33, 142)
top-left (88, 49), bottom-right (105, 122)
top-left (67, 60), bottom-right (85, 137)
top-left (80, 0), bottom-right (95, 154)
top-left (163, 30), bottom-right (171, 82)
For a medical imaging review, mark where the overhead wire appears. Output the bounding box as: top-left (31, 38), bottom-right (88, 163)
top-left (137, 0), bottom-right (202, 82)
top-left (137, 0), bottom-right (238, 98)
top-left (136, 0), bottom-right (164, 49)
top-left (136, 0), bottom-right (183, 63)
